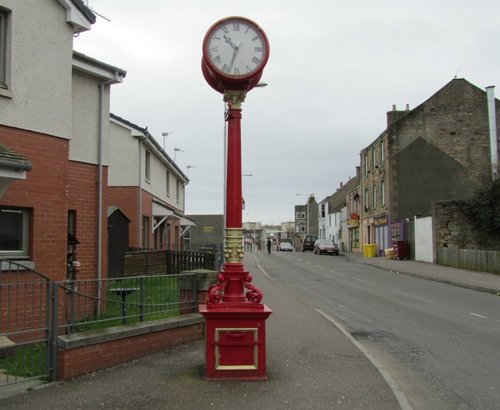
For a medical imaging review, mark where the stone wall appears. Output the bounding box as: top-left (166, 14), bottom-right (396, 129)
top-left (432, 200), bottom-right (500, 250)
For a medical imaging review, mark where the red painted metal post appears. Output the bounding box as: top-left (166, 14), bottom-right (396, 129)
top-left (225, 105), bottom-right (242, 229)
top-left (199, 90), bottom-right (272, 380)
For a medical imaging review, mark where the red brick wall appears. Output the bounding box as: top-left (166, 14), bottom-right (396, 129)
top-left (0, 126), bottom-right (68, 280)
top-left (57, 323), bottom-right (203, 379)
top-left (68, 161), bottom-right (108, 280)
top-left (107, 186), bottom-right (184, 251)
top-left (108, 186), bottom-right (140, 247)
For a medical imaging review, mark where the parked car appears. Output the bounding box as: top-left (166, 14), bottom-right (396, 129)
top-left (279, 242), bottom-right (293, 252)
top-left (302, 234), bottom-right (318, 252)
top-left (313, 239), bottom-right (339, 255)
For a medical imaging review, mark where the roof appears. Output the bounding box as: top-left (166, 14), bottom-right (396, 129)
top-left (328, 175), bottom-right (360, 213)
top-left (0, 142), bottom-right (32, 171)
top-left (361, 78), bottom-right (497, 153)
top-left (70, 0), bottom-right (96, 24)
top-left (109, 113), bottom-right (189, 183)
top-left (73, 51), bottom-right (127, 81)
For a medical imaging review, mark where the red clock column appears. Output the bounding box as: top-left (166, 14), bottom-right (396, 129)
top-left (199, 16), bottom-right (272, 381)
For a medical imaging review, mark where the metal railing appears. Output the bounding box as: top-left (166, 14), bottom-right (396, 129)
top-left (60, 273), bottom-right (197, 333)
top-left (0, 258), bottom-right (199, 391)
top-left (0, 260), bottom-right (55, 387)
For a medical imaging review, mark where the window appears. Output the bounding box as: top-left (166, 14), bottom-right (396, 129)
top-left (0, 208), bottom-right (30, 257)
top-left (166, 170), bottom-right (170, 196)
top-left (145, 151), bottom-right (151, 182)
top-left (364, 154), bottom-right (368, 176)
top-left (295, 212), bottom-right (299, 220)
top-left (176, 180), bottom-right (180, 203)
top-left (300, 225), bottom-right (306, 233)
top-left (300, 212), bottom-right (306, 219)
top-left (0, 10), bottom-right (8, 88)
top-left (364, 188), bottom-right (369, 210)
top-left (320, 204), bottom-right (325, 218)
top-left (372, 148), bottom-right (376, 170)
top-left (380, 140), bottom-right (384, 164)
top-left (381, 180), bottom-right (385, 205)
top-left (372, 185), bottom-right (377, 209)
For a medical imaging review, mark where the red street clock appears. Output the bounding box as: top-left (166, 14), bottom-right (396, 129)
top-left (202, 16), bottom-right (270, 93)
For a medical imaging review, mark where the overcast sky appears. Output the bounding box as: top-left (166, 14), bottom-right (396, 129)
top-left (75, 0), bottom-right (500, 225)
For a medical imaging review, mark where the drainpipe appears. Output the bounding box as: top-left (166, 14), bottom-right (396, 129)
top-left (137, 134), bottom-right (146, 248)
top-left (97, 72), bottom-right (122, 315)
top-left (486, 86), bottom-right (498, 181)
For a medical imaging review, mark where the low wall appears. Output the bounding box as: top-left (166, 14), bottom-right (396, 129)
top-left (57, 313), bottom-right (203, 380)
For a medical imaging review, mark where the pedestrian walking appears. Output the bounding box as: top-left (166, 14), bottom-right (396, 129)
top-left (266, 238), bottom-right (272, 254)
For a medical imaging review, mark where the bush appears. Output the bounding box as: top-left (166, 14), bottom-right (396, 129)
top-left (462, 180), bottom-right (500, 239)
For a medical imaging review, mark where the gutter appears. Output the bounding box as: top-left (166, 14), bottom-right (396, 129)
top-left (96, 71), bottom-right (124, 315)
top-left (0, 159), bottom-right (32, 171)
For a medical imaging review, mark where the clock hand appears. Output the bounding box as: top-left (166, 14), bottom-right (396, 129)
top-left (224, 35), bottom-right (238, 50)
top-left (229, 48), bottom-right (238, 70)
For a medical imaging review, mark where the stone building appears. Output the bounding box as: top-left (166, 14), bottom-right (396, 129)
top-left (294, 195), bottom-right (318, 249)
top-left (360, 78), bottom-right (499, 257)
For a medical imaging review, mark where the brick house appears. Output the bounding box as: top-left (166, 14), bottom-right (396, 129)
top-left (360, 78), bottom-right (500, 257)
top-left (0, 0), bottom-right (127, 284)
top-left (108, 114), bottom-right (193, 259)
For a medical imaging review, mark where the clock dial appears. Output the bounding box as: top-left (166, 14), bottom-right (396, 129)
top-left (205, 18), bottom-right (268, 79)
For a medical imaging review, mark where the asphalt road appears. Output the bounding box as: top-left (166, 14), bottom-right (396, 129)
top-left (256, 251), bottom-right (500, 410)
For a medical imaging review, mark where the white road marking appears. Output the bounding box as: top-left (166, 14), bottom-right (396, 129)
top-left (316, 309), bottom-right (413, 410)
top-left (392, 290), bottom-right (433, 303)
top-left (352, 277), bottom-right (375, 286)
top-left (469, 313), bottom-right (487, 319)
top-left (330, 270), bottom-right (346, 277)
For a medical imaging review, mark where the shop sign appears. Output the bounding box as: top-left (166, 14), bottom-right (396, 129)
top-left (374, 214), bottom-right (388, 226)
top-left (347, 218), bottom-right (360, 227)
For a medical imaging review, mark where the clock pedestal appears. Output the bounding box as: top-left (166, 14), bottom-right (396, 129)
top-left (199, 90), bottom-right (272, 380)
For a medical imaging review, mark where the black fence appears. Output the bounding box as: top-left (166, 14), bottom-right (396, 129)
top-left (123, 249), bottom-right (217, 277)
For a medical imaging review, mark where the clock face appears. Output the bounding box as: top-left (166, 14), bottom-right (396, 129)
top-left (204, 17), bottom-right (269, 80)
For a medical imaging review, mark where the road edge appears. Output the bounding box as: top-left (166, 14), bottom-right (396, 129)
top-left (254, 254), bottom-right (413, 410)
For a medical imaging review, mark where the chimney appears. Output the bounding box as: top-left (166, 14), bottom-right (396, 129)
top-left (387, 104), bottom-right (409, 127)
top-left (486, 86), bottom-right (498, 181)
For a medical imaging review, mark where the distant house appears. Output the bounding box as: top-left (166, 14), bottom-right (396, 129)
top-left (360, 78), bottom-right (500, 258)
top-left (294, 195), bottom-right (318, 250)
top-left (186, 214), bottom-right (223, 252)
top-left (108, 114), bottom-right (194, 253)
top-left (327, 175), bottom-right (359, 252)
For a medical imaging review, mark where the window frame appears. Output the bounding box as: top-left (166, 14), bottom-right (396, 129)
top-left (166, 169), bottom-right (170, 196)
top-left (0, 9), bottom-right (7, 88)
top-left (145, 150), bottom-right (151, 182)
top-left (381, 180), bottom-right (385, 206)
top-left (0, 207), bottom-right (30, 258)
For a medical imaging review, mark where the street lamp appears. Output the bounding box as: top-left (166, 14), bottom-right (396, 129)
top-left (174, 147), bottom-right (183, 162)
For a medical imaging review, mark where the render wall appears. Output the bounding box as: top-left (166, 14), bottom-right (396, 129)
top-left (414, 216), bottom-right (433, 263)
top-left (70, 70), bottom-right (111, 165)
top-left (0, 0), bottom-right (74, 139)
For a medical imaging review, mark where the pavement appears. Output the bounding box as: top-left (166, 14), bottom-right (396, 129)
top-left (343, 251), bottom-right (500, 295)
top-left (1, 252), bottom-right (499, 409)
